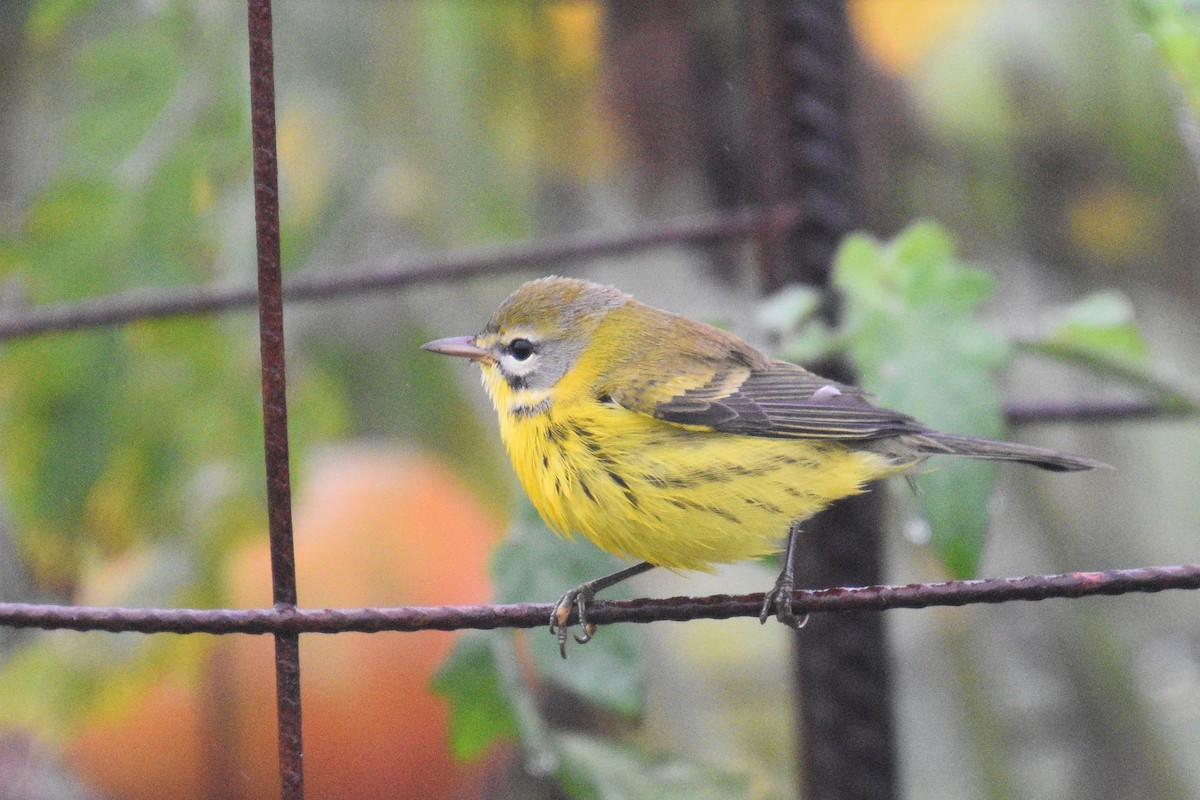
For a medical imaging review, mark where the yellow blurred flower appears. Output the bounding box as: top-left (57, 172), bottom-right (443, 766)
top-left (1067, 183), bottom-right (1161, 265)
top-left (849, 0), bottom-right (988, 74)
top-left (549, 1), bottom-right (603, 73)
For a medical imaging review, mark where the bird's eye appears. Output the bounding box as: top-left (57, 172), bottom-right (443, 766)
top-left (508, 338), bottom-right (535, 361)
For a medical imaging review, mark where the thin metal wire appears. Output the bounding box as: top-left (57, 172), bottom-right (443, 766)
top-left (246, 1), bottom-right (304, 797)
top-left (1006, 398), bottom-right (1191, 425)
top-left (0, 563), bottom-right (1194, 634)
top-left (0, 205), bottom-right (784, 342)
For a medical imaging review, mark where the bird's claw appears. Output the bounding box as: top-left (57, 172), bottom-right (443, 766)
top-left (759, 574), bottom-right (809, 630)
top-left (550, 585), bottom-right (598, 659)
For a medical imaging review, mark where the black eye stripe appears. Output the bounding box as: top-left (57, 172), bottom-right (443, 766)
top-left (509, 338), bottom-right (535, 360)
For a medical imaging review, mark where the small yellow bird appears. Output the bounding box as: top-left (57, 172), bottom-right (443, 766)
top-left (423, 276), bottom-right (1104, 655)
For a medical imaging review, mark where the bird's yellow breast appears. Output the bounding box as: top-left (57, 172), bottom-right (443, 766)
top-left (482, 363), bottom-right (897, 572)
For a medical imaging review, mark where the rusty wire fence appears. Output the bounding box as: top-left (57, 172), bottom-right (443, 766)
top-left (3, 1), bottom-right (1199, 799)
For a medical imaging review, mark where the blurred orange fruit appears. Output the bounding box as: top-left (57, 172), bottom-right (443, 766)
top-left (68, 448), bottom-right (504, 799)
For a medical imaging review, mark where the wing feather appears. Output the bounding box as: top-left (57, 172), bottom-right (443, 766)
top-left (595, 301), bottom-right (922, 441)
top-left (613, 359), bottom-right (924, 441)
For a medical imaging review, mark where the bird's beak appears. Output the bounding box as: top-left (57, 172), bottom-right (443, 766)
top-left (421, 335), bottom-right (492, 361)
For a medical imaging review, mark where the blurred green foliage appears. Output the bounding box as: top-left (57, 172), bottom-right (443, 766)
top-left (433, 499), bottom-right (644, 756)
top-left (1017, 290), bottom-right (1199, 412)
top-left (1037, 291), bottom-right (1150, 368)
top-left (763, 221), bottom-right (1158, 577)
top-left (906, 0), bottom-right (1196, 282)
top-left (554, 733), bottom-right (749, 800)
top-left (434, 501), bottom-right (751, 797)
top-left (490, 500), bottom-right (643, 714)
top-left (0, 2), bottom-right (353, 593)
top-left (835, 223), bottom-right (1009, 578)
top-left (0, 0), bottom-right (613, 588)
top-left (0, 0), bottom-right (340, 734)
top-left (1130, 0), bottom-right (1200, 116)
top-left (267, 0), bottom-right (611, 258)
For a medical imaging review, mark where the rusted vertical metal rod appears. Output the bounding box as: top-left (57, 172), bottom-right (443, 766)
top-left (760, 1), bottom-right (899, 798)
top-left (246, 1), bottom-right (304, 798)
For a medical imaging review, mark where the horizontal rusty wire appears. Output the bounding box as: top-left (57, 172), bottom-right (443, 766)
top-left (2, 563), bottom-right (1197, 635)
top-left (0, 205), bottom-right (788, 342)
top-left (1005, 398), bottom-right (1192, 425)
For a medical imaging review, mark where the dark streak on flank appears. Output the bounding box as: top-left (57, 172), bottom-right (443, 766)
top-left (656, 465), bottom-right (731, 487)
top-left (658, 454), bottom-right (796, 488)
top-left (591, 447), bottom-right (615, 465)
top-left (704, 504), bottom-right (740, 524)
top-left (581, 480), bottom-right (596, 502)
top-left (665, 494), bottom-right (741, 525)
top-left (575, 425), bottom-right (626, 488)
top-left (724, 460), bottom-right (788, 478)
top-left (606, 469), bottom-right (630, 490)
top-left (604, 468), bottom-right (639, 508)
top-left (663, 476), bottom-right (697, 489)
top-left (744, 497), bottom-right (785, 515)
top-left (572, 423), bottom-right (601, 452)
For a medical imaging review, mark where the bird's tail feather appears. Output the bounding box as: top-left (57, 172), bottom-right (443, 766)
top-left (910, 432), bottom-right (1110, 472)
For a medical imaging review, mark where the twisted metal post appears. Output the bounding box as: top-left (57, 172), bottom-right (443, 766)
top-left (759, 2), bottom-right (899, 797)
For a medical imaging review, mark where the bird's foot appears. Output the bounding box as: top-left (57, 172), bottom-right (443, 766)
top-left (550, 584), bottom-right (599, 659)
top-left (758, 572), bottom-right (809, 629)
top-left (547, 562), bottom-right (656, 658)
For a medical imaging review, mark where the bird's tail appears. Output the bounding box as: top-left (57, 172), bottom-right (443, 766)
top-left (909, 432), bottom-right (1110, 472)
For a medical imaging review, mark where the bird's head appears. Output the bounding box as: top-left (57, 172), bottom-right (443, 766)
top-left (421, 276), bottom-right (629, 393)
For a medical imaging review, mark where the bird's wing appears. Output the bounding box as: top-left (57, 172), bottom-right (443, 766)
top-left (611, 359), bottom-right (925, 441)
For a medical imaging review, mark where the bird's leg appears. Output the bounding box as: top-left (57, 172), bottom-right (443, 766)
top-left (551, 561), bottom-right (656, 658)
top-left (759, 520), bottom-right (809, 629)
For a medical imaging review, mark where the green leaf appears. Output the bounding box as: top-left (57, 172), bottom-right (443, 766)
top-left (491, 500), bottom-right (643, 717)
top-left (1129, 0), bottom-right (1200, 117)
top-left (778, 319), bottom-right (838, 366)
top-left (831, 221), bottom-right (1008, 577)
top-left (431, 632), bottom-right (520, 762)
top-left (535, 613), bottom-right (641, 719)
top-left (27, 0), bottom-right (98, 47)
top-left (758, 285), bottom-right (838, 364)
top-left (1019, 292), bottom-right (1200, 410)
top-left (1039, 291), bottom-right (1150, 368)
top-left (756, 285), bottom-right (823, 334)
top-left (554, 733), bottom-right (749, 800)
top-left (434, 502), bottom-right (646, 766)
top-left (912, 463), bottom-right (993, 579)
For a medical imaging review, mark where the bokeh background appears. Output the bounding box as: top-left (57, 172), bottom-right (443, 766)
top-left (0, 1), bottom-right (1198, 798)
